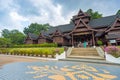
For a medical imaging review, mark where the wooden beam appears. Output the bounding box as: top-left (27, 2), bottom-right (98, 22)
top-left (73, 32), bottom-right (92, 35)
top-left (105, 18), bottom-right (120, 32)
top-left (72, 34), bottom-right (74, 46)
top-left (73, 28), bottom-right (90, 33)
top-left (92, 31), bottom-right (95, 46)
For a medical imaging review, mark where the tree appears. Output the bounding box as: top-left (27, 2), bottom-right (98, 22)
top-left (9, 30), bottom-right (25, 44)
top-left (0, 38), bottom-right (11, 47)
top-left (23, 23), bottom-right (51, 35)
top-left (1, 29), bottom-right (10, 38)
top-left (2, 29), bottom-right (25, 44)
top-left (116, 10), bottom-right (120, 15)
top-left (86, 9), bottom-right (102, 19)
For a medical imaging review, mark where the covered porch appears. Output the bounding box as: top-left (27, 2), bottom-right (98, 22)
top-left (71, 31), bottom-right (95, 47)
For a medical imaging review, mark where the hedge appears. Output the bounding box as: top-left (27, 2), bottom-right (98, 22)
top-left (11, 43), bottom-right (58, 48)
top-left (0, 48), bottom-right (64, 58)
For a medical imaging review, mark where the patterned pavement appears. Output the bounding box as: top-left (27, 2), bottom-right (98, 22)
top-left (0, 61), bottom-right (120, 80)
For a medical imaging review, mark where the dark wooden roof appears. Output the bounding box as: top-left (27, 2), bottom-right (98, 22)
top-left (46, 14), bottom-right (120, 34)
top-left (28, 33), bottom-right (38, 40)
top-left (41, 31), bottom-right (50, 38)
top-left (47, 23), bottom-right (74, 34)
top-left (106, 34), bottom-right (120, 39)
top-left (40, 31), bottom-right (52, 40)
top-left (95, 32), bottom-right (104, 37)
top-left (89, 15), bottom-right (116, 28)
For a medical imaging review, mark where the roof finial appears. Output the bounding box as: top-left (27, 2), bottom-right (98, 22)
top-left (78, 9), bottom-right (83, 15)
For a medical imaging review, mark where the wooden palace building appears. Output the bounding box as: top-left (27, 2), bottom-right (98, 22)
top-left (25, 9), bottom-right (120, 46)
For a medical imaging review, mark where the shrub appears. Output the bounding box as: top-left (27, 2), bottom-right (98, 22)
top-left (11, 43), bottom-right (58, 48)
top-left (105, 46), bottom-right (120, 58)
top-left (97, 40), bottom-right (103, 46)
top-left (0, 48), bottom-right (64, 58)
top-left (0, 48), bottom-right (9, 54)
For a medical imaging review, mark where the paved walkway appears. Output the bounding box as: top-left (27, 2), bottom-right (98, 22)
top-left (0, 60), bottom-right (120, 80)
top-left (0, 55), bottom-right (120, 80)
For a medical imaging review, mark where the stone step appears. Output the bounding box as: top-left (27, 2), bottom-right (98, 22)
top-left (71, 52), bottom-right (98, 54)
top-left (70, 54), bottom-right (99, 56)
top-left (70, 48), bottom-right (99, 56)
top-left (68, 56), bottom-right (104, 60)
top-left (59, 58), bottom-right (108, 64)
top-left (59, 58), bottom-right (120, 66)
top-left (72, 48), bottom-right (96, 50)
top-left (70, 52), bottom-right (99, 56)
top-left (72, 50), bottom-right (97, 53)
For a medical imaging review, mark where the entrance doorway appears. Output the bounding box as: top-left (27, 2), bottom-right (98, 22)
top-left (73, 34), bottom-right (92, 47)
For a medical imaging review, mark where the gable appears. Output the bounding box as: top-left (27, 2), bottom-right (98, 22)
top-left (106, 18), bottom-right (120, 32)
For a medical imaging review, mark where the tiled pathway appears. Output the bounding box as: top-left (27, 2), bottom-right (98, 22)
top-left (0, 61), bottom-right (120, 80)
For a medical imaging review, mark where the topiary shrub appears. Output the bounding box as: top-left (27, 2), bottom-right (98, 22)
top-left (0, 47), bottom-right (64, 58)
top-left (11, 43), bottom-right (58, 48)
top-left (97, 40), bottom-right (103, 46)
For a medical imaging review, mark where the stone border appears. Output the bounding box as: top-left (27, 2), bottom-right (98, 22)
top-left (0, 54), bottom-right (57, 61)
top-left (105, 52), bottom-right (120, 64)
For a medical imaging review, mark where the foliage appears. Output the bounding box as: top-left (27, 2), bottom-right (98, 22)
top-left (0, 48), bottom-right (64, 58)
top-left (116, 10), bottom-right (120, 15)
top-left (1, 29), bottom-right (10, 38)
top-left (105, 46), bottom-right (120, 58)
top-left (11, 43), bottom-right (58, 48)
top-left (0, 38), bottom-right (11, 48)
top-left (97, 40), bottom-right (103, 46)
top-left (86, 9), bottom-right (102, 19)
top-left (23, 23), bottom-right (51, 35)
top-left (1, 29), bottom-right (25, 45)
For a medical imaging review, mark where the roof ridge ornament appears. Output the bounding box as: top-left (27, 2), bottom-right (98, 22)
top-left (78, 9), bottom-right (83, 15)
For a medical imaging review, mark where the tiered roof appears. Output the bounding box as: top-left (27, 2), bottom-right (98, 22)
top-left (27, 10), bottom-right (120, 40)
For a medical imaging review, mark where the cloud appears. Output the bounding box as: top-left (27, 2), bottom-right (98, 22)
top-left (28, 0), bottom-right (76, 26)
top-left (0, 0), bottom-right (120, 37)
top-left (0, 0), bottom-right (77, 36)
top-left (9, 11), bottom-right (28, 21)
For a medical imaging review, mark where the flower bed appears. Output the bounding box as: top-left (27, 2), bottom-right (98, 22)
top-left (104, 46), bottom-right (120, 64)
top-left (104, 46), bottom-right (120, 58)
top-left (0, 48), bottom-right (64, 58)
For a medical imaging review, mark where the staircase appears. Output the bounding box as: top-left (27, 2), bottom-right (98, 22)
top-left (60, 48), bottom-right (106, 63)
top-left (70, 48), bottom-right (99, 56)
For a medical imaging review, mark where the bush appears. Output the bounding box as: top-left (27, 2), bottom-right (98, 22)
top-left (105, 46), bottom-right (120, 58)
top-left (11, 43), bottom-right (58, 48)
top-left (97, 40), bottom-right (103, 46)
top-left (0, 48), bottom-right (9, 54)
top-left (0, 48), bottom-right (64, 58)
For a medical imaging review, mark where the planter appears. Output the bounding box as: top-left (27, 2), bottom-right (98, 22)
top-left (105, 52), bottom-right (120, 64)
top-left (56, 51), bottom-right (66, 60)
top-left (51, 53), bottom-right (55, 58)
top-left (45, 53), bottom-right (48, 57)
top-left (40, 53), bottom-right (43, 57)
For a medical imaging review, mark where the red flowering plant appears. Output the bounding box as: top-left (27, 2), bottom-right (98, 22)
top-left (104, 46), bottom-right (120, 58)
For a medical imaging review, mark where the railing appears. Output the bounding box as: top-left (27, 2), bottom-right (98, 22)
top-left (96, 47), bottom-right (105, 58)
top-left (65, 47), bottom-right (73, 57)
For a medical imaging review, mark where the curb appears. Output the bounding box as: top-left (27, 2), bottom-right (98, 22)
top-left (59, 59), bottom-right (120, 66)
top-left (0, 54), bottom-right (57, 61)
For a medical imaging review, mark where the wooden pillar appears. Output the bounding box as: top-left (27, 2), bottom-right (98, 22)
top-left (72, 34), bottom-right (74, 46)
top-left (92, 31), bottom-right (95, 46)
